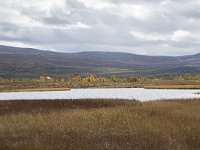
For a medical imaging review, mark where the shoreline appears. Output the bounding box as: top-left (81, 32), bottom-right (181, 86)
top-left (2, 84), bottom-right (200, 92)
top-left (0, 87), bottom-right (70, 92)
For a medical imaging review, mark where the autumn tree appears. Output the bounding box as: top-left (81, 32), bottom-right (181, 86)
top-left (96, 77), bottom-right (107, 82)
top-left (138, 76), bottom-right (148, 83)
top-left (129, 76), bottom-right (138, 82)
top-left (183, 74), bottom-right (194, 80)
top-left (173, 75), bottom-right (184, 81)
top-left (86, 74), bottom-right (96, 82)
top-left (72, 75), bottom-right (82, 82)
top-left (38, 76), bottom-right (46, 82)
top-left (110, 75), bottom-right (119, 82)
top-left (195, 74), bottom-right (200, 80)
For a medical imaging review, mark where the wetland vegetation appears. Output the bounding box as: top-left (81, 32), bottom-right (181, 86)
top-left (0, 99), bottom-right (200, 149)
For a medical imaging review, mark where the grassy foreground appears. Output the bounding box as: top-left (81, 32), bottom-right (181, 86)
top-left (0, 100), bottom-right (200, 149)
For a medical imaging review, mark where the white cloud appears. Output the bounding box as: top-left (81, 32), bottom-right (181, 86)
top-left (77, 0), bottom-right (115, 10)
top-left (34, 22), bottom-right (91, 30)
top-left (171, 30), bottom-right (192, 42)
top-left (118, 4), bottom-right (152, 20)
top-left (130, 31), bottom-right (168, 41)
top-left (77, 1), bottom-right (152, 20)
top-left (160, 0), bottom-right (172, 6)
top-left (0, 41), bottom-right (38, 49)
top-left (68, 22), bottom-right (91, 30)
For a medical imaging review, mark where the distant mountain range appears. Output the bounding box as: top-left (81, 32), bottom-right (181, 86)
top-left (0, 45), bottom-right (200, 78)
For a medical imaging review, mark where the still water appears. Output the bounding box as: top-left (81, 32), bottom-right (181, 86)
top-left (1, 88), bottom-right (200, 101)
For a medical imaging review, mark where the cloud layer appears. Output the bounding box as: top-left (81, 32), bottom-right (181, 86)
top-left (0, 0), bottom-right (200, 56)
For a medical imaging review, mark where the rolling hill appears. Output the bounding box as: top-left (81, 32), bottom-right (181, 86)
top-left (0, 45), bottom-right (200, 78)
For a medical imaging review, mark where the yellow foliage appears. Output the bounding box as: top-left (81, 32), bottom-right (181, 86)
top-left (87, 75), bottom-right (96, 82)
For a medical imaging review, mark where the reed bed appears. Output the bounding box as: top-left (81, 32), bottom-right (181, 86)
top-left (0, 99), bottom-right (200, 149)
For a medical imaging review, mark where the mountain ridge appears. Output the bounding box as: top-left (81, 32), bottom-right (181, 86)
top-left (1, 45), bottom-right (199, 57)
top-left (0, 45), bottom-right (200, 78)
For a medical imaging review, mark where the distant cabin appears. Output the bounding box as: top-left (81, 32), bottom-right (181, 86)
top-left (46, 76), bottom-right (52, 80)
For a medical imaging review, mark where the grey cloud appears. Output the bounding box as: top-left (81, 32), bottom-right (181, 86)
top-left (0, 0), bottom-right (200, 56)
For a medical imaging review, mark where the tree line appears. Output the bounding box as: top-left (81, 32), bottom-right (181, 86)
top-left (1, 74), bottom-right (200, 83)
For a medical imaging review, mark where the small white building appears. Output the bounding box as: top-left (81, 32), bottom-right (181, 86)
top-left (46, 76), bottom-right (52, 80)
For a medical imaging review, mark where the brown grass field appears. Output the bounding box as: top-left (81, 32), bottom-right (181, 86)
top-left (0, 99), bottom-right (200, 149)
top-left (0, 87), bottom-right (70, 92)
top-left (144, 85), bottom-right (200, 89)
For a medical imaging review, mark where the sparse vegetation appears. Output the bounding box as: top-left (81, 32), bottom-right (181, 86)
top-left (2, 74), bottom-right (200, 91)
top-left (0, 99), bottom-right (200, 149)
top-left (144, 85), bottom-right (200, 89)
top-left (0, 87), bottom-right (70, 92)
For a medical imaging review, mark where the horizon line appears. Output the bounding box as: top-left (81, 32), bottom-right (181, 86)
top-left (0, 44), bottom-right (198, 57)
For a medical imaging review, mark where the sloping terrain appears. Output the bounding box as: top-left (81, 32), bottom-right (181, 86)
top-left (0, 45), bottom-right (200, 78)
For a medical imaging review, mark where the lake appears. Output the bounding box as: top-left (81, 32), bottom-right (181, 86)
top-left (0, 88), bottom-right (200, 101)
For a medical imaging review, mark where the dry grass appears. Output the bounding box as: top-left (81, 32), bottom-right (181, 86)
top-left (0, 99), bottom-right (200, 149)
top-left (144, 84), bottom-right (200, 89)
top-left (0, 81), bottom-right (142, 92)
top-left (0, 87), bottom-right (70, 92)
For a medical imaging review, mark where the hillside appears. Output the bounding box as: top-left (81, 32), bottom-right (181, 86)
top-left (0, 45), bottom-right (200, 78)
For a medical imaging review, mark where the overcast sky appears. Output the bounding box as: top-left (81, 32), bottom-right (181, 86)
top-left (0, 0), bottom-right (200, 56)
